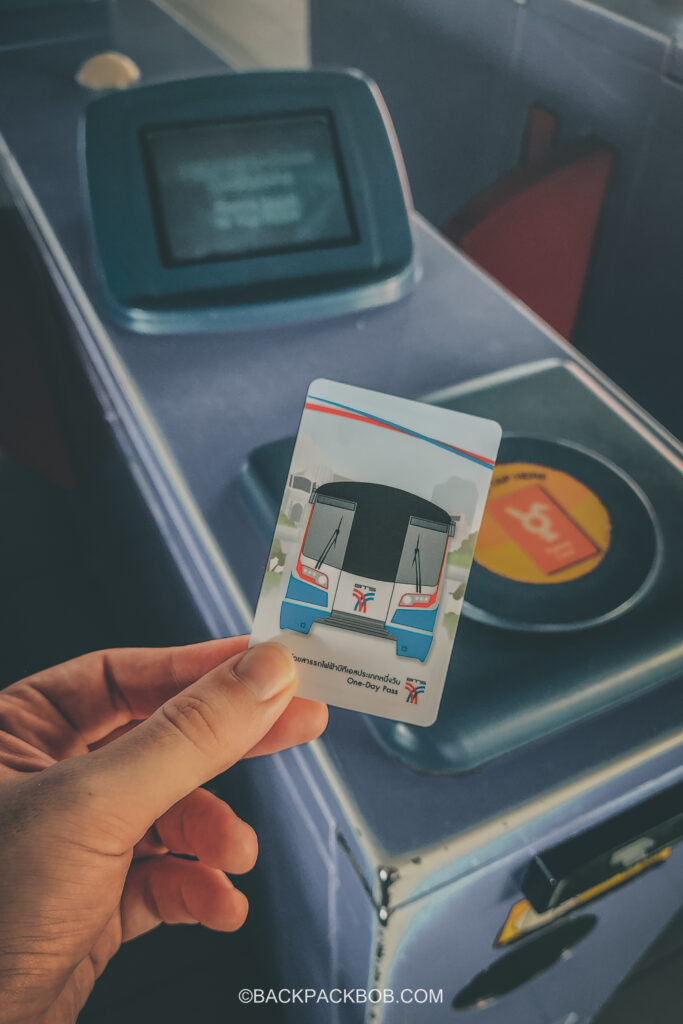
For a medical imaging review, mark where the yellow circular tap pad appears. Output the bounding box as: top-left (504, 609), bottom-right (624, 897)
top-left (474, 462), bottom-right (611, 584)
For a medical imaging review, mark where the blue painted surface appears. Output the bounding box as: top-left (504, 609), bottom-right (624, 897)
top-left (284, 573), bottom-right (329, 607)
top-left (390, 605), bottom-right (438, 631)
top-left (380, 838), bottom-right (683, 1023)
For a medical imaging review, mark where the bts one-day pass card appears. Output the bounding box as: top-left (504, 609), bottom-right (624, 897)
top-left (250, 380), bottom-right (501, 726)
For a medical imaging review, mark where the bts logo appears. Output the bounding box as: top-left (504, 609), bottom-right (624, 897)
top-left (487, 483), bottom-right (599, 576)
top-left (505, 501), bottom-right (559, 543)
top-left (405, 679), bottom-right (426, 705)
top-left (353, 585), bottom-right (376, 613)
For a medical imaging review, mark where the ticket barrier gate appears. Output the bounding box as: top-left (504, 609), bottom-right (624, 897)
top-left (1, 2), bottom-right (683, 1020)
top-left (238, 359), bottom-right (683, 1022)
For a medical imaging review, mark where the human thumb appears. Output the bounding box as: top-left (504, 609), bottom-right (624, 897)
top-left (79, 642), bottom-right (297, 844)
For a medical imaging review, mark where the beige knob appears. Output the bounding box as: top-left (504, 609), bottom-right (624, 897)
top-left (76, 52), bottom-right (141, 91)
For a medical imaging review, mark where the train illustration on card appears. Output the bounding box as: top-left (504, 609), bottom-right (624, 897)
top-left (250, 379), bottom-right (500, 726)
top-left (280, 481), bottom-right (458, 662)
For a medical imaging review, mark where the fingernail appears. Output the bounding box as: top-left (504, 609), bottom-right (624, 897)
top-left (234, 643), bottom-right (296, 701)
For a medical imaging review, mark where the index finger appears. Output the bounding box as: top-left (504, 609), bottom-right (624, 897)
top-left (0, 637), bottom-right (249, 760)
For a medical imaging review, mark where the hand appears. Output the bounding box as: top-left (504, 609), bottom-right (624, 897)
top-left (0, 637), bottom-right (327, 1024)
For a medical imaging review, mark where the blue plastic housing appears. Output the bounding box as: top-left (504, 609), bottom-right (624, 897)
top-left (83, 70), bottom-right (416, 333)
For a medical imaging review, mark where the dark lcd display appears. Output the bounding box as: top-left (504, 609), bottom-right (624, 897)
top-left (143, 113), bottom-right (357, 266)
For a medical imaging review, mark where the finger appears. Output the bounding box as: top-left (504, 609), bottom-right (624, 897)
top-left (154, 789), bottom-right (257, 874)
top-left (99, 697), bottom-right (328, 758)
top-left (0, 729), bottom-right (55, 778)
top-left (127, 698), bottom-right (327, 860)
top-left (121, 856), bottom-right (248, 942)
top-left (0, 637), bottom-right (249, 759)
top-left (83, 643), bottom-right (297, 845)
top-left (89, 721), bottom-right (141, 751)
top-left (245, 697), bottom-right (328, 758)
top-left (133, 833), bottom-right (168, 860)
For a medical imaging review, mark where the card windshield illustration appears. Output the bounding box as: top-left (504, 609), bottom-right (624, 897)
top-left (250, 380), bottom-right (501, 726)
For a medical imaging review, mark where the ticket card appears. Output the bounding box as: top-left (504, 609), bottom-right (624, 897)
top-left (250, 380), bottom-right (501, 726)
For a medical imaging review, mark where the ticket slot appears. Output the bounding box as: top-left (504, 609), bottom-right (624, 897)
top-left (523, 779), bottom-right (683, 913)
top-left (452, 915), bottom-right (596, 1010)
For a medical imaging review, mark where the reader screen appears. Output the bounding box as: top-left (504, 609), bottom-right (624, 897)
top-left (143, 114), bottom-right (357, 265)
